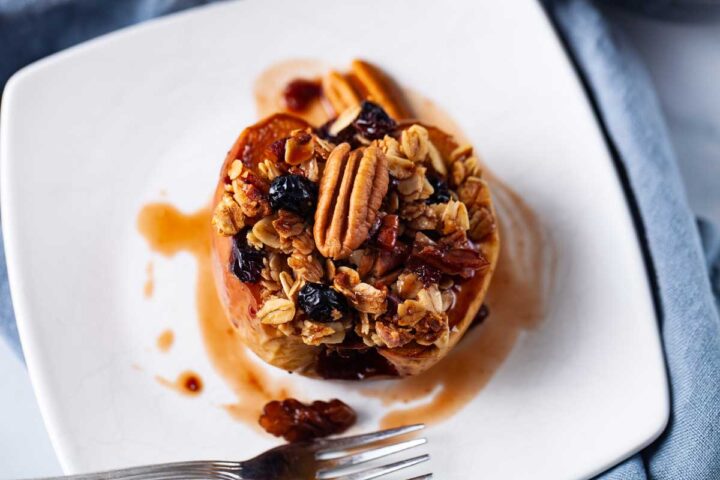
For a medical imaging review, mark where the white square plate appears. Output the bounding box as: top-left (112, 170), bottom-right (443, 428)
top-left (1, 1), bottom-right (668, 479)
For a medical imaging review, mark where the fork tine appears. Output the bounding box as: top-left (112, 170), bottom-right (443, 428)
top-left (317, 438), bottom-right (427, 473)
top-left (316, 454), bottom-right (430, 480)
top-left (406, 475), bottom-right (433, 480)
top-left (316, 424), bottom-right (425, 458)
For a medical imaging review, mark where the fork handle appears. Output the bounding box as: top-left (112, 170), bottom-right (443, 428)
top-left (33, 460), bottom-right (247, 480)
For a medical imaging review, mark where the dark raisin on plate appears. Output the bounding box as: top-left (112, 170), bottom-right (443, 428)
top-left (231, 230), bottom-right (265, 283)
top-left (268, 174), bottom-right (318, 218)
top-left (282, 79), bottom-right (322, 112)
top-left (353, 101), bottom-right (396, 140)
top-left (259, 398), bottom-right (357, 442)
top-left (298, 283), bottom-right (349, 322)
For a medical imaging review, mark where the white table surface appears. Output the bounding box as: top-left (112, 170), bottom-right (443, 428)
top-left (1, 7), bottom-right (719, 478)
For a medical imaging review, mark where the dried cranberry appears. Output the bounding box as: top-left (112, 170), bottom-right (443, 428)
top-left (282, 79), bottom-right (322, 112)
top-left (231, 230), bottom-right (265, 283)
top-left (408, 260), bottom-right (442, 285)
top-left (353, 101), bottom-right (396, 140)
top-left (426, 174), bottom-right (451, 204)
top-left (470, 304), bottom-right (490, 329)
top-left (268, 174), bottom-right (317, 217)
top-left (269, 138), bottom-right (287, 161)
top-left (259, 398), bottom-right (356, 442)
top-left (298, 283), bottom-right (349, 322)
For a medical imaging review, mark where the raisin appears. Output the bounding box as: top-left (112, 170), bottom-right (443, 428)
top-left (317, 346), bottom-right (398, 380)
top-left (298, 283), bottom-right (348, 322)
top-left (469, 304), bottom-right (490, 330)
top-left (259, 398), bottom-right (356, 442)
top-left (353, 101), bottom-right (396, 140)
top-left (426, 174), bottom-right (451, 204)
top-left (231, 230), bottom-right (264, 283)
top-left (268, 174), bottom-right (317, 217)
top-left (283, 79), bottom-right (322, 112)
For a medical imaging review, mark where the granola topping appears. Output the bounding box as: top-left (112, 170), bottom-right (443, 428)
top-left (212, 97), bottom-right (495, 353)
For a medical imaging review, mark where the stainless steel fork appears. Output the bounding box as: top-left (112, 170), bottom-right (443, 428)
top-left (35, 424), bottom-right (431, 480)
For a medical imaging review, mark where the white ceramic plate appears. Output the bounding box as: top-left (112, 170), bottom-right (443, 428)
top-left (1, 1), bottom-right (669, 479)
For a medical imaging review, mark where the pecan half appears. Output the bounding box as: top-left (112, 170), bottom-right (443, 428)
top-left (314, 143), bottom-right (389, 260)
top-left (322, 71), bottom-right (361, 115)
top-left (351, 60), bottom-right (410, 120)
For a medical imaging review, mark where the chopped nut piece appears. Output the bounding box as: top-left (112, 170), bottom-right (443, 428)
top-left (288, 252), bottom-right (324, 283)
top-left (300, 157), bottom-right (321, 182)
top-left (375, 321), bottom-right (413, 348)
top-left (395, 272), bottom-right (424, 299)
top-left (232, 177), bottom-right (271, 218)
top-left (212, 193), bottom-right (245, 235)
top-left (352, 283), bottom-right (387, 314)
top-left (257, 297), bottom-right (296, 325)
top-left (334, 266), bottom-right (387, 314)
top-left (291, 230), bottom-right (316, 256)
top-left (284, 130), bottom-right (315, 166)
top-left (415, 312), bottom-right (448, 346)
top-left (397, 299), bottom-right (427, 326)
top-left (333, 266), bottom-right (361, 297)
top-left (273, 210), bottom-right (305, 240)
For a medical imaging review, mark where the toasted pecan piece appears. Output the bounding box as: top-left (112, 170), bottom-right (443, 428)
top-left (350, 60), bottom-right (411, 120)
top-left (322, 71), bottom-right (362, 115)
top-left (314, 143), bottom-right (389, 260)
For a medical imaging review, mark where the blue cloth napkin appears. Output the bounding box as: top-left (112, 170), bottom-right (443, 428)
top-left (1, 1), bottom-right (719, 478)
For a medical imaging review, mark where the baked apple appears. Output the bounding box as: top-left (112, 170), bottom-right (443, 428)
top-left (212, 93), bottom-right (499, 379)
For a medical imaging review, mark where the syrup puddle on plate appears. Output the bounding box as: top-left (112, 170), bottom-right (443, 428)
top-left (137, 59), bottom-right (555, 430)
top-left (137, 203), bottom-right (290, 425)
